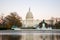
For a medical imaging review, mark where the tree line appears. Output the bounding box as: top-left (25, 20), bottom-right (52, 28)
top-left (0, 12), bottom-right (60, 30)
top-left (0, 12), bottom-right (22, 30)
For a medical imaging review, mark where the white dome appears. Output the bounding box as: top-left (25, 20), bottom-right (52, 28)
top-left (26, 8), bottom-right (33, 19)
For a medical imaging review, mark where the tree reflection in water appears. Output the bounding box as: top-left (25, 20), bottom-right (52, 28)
top-left (56, 35), bottom-right (60, 40)
top-left (2, 35), bottom-right (22, 40)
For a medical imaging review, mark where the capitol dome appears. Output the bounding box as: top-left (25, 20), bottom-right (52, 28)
top-left (26, 8), bottom-right (33, 19)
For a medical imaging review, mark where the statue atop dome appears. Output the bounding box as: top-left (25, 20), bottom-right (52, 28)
top-left (29, 8), bottom-right (30, 12)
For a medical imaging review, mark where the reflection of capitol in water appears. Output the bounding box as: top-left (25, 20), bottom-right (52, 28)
top-left (1, 29), bottom-right (60, 40)
top-left (1, 34), bottom-right (59, 40)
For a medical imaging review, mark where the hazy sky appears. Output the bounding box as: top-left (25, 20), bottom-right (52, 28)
top-left (0, 0), bottom-right (60, 20)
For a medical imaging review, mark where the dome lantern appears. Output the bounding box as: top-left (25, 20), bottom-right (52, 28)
top-left (26, 8), bottom-right (33, 19)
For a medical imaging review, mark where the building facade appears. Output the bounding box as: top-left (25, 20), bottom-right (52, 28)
top-left (22, 8), bottom-right (54, 28)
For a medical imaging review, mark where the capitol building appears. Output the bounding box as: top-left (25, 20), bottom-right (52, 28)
top-left (21, 8), bottom-right (60, 28)
top-left (22, 8), bottom-right (47, 27)
top-left (22, 8), bottom-right (34, 27)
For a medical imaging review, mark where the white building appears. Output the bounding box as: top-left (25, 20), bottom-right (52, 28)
top-left (22, 8), bottom-right (51, 28)
top-left (26, 8), bottom-right (33, 27)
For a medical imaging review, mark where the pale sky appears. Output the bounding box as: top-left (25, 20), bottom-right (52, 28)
top-left (0, 0), bottom-right (60, 20)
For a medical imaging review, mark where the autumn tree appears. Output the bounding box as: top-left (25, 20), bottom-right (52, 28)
top-left (55, 21), bottom-right (60, 29)
top-left (4, 12), bottom-right (22, 29)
